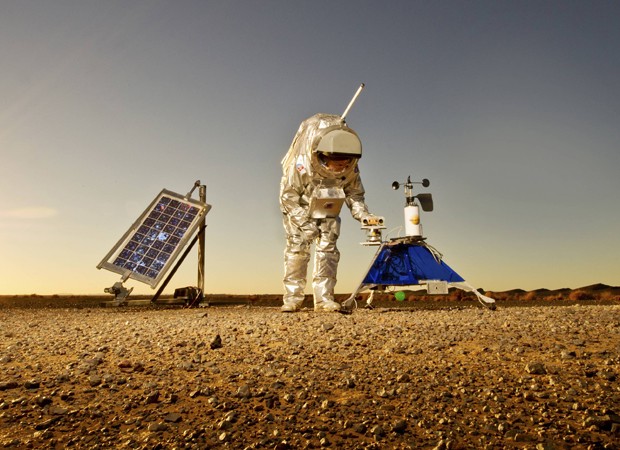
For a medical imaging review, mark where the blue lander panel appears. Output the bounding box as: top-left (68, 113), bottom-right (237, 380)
top-left (97, 189), bottom-right (210, 287)
top-left (362, 243), bottom-right (464, 286)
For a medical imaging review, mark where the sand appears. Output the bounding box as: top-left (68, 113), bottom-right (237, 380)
top-left (0, 299), bottom-right (619, 449)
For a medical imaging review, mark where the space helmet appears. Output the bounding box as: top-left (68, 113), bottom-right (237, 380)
top-left (311, 123), bottom-right (362, 180)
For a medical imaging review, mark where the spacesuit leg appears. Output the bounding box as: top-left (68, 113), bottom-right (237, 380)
top-left (313, 217), bottom-right (341, 311)
top-left (282, 216), bottom-right (311, 312)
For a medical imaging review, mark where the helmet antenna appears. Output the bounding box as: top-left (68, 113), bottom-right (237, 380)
top-left (341, 83), bottom-right (365, 122)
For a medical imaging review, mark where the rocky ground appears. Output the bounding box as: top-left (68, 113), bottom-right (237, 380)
top-left (0, 299), bottom-right (619, 449)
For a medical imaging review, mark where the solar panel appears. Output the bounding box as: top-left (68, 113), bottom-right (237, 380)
top-left (97, 189), bottom-right (211, 288)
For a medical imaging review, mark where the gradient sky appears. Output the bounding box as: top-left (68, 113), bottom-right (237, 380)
top-left (1, 0), bottom-right (619, 296)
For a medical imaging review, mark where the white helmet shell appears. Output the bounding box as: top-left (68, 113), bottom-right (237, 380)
top-left (315, 129), bottom-right (362, 158)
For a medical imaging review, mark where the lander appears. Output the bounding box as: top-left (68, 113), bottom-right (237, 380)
top-left (343, 175), bottom-right (496, 310)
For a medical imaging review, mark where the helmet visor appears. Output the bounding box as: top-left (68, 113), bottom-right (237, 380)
top-left (318, 152), bottom-right (356, 174)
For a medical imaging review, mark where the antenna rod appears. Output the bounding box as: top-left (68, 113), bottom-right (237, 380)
top-left (341, 83), bottom-right (365, 121)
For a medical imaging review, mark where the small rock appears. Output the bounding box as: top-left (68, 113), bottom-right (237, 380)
top-left (603, 409), bottom-right (620, 423)
top-left (396, 373), bottom-right (411, 383)
top-left (24, 380), bottom-right (40, 389)
top-left (32, 429), bottom-right (53, 440)
top-left (392, 419), bottom-right (407, 433)
top-left (371, 424), bottom-right (385, 438)
top-left (88, 375), bottom-right (102, 387)
top-left (132, 362), bottom-right (145, 372)
top-left (148, 422), bottom-right (168, 432)
top-left (55, 373), bottom-right (70, 383)
top-left (271, 380), bottom-right (285, 390)
top-left (274, 441), bottom-right (292, 450)
top-left (432, 440), bottom-right (449, 450)
top-left (178, 361), bottom-right (194, 371)
top-left (352, 423), bottom-right (367, 434)
top-left (0, 381), bottom-right (18, 391)
top-left (377, 387), bottom-right (394, 398)
top-left (560, 350), bottom-right (576, 359)
top-left (34, 417), bottom-right (59, 431)
top-left (236, 384), bottom-right (251, 398)
top-left (189, 389), bottom-right (201, 398)
top-left (117, 360), bottom-right (132, 369)
top-left (525, 361), bottom-right (546, 375)
top-left (597, 370), bottom-right (616, 381)
top-left (514, 432), bottom-right (536, 442)
top-left (163, 412), bottom-right (182, 423)
top-left (218, 431), bottom-right (229, 442)
top-left (218, 419), bottom-right (232, 430)
top-left (49, 406), bottom-right (68, 415)
top-left (145, 392), bottom-right (160, 404)
top-left (34, 395), bottom-right (52, 407)
top-left (210, 335), bottom-right (223, 349)
top-left (584, 415), bottom-right (612, 431)
top-left (320, 399), bottom-right (334, 409)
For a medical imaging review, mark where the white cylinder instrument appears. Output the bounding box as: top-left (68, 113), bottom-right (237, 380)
top-left (404, 204), bottom-right (422, 237)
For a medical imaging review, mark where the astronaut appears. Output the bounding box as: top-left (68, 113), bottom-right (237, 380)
top-left (279, 113), bottom-right (377, 312)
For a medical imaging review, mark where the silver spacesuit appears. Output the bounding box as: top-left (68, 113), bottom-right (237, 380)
top-left (279, 113), bottom-right (375, 312)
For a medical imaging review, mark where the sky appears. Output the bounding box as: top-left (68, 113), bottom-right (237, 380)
top-left (1, 0), bottom-right (619, 296)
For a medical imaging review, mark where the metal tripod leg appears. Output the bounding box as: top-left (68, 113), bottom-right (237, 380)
top-left (151, 225), bottom-right (205, 303)
top-left (449, 281), bottom-right (496, 310)
top-left (342, 242), bottom-right (385, 310)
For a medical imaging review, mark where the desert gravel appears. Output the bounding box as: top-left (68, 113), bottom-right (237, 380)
top-left (1, 304), bottom-right (619, 449)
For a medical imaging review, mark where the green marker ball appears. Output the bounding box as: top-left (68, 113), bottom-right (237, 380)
top-left (395, 291), bottom-right (406, 301)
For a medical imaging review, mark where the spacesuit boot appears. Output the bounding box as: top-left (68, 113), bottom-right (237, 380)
top-left (313, 246), bottom-right (341, 312)
top-left (282, 252), bottom-right (310, 312)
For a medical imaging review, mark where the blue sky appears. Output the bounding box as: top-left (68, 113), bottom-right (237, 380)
top-left (1, 0), bottom-right (619, 295)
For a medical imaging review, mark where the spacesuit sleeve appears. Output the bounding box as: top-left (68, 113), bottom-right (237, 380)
top-left (344, 172), bottom-right (370, 221)
top-left (279, 169), bottom-right (311, 230)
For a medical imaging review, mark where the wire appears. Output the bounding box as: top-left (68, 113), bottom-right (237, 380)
top-left (384, 226), bottom-right (403, 240)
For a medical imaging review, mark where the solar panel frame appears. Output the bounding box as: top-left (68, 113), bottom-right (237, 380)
top-left (97, 189), bottom-right (211, 288)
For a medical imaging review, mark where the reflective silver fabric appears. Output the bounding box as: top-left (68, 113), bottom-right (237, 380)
top-left (280, 114), bottom-right (373, 309)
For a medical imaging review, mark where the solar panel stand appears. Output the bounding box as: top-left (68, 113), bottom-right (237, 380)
top-left (150, 224), bottom-right (205, 304)
top-left (197, 184), bottom-right (206, 298)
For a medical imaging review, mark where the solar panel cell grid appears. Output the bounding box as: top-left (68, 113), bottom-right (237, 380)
top-left (112, 199), bottom-right (196, 277)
